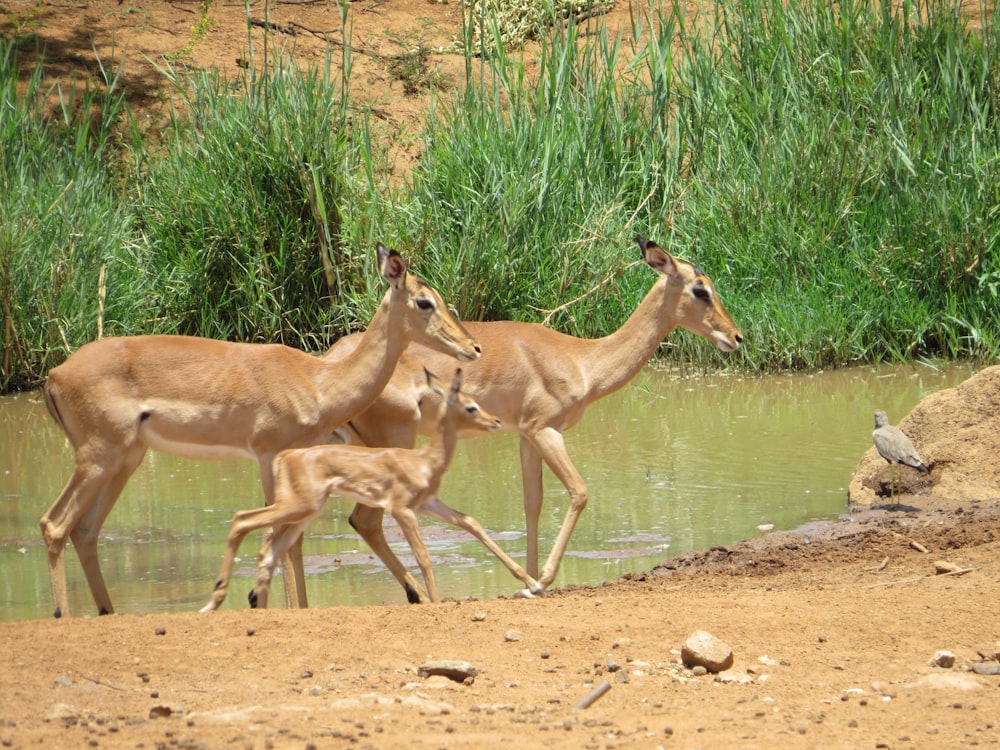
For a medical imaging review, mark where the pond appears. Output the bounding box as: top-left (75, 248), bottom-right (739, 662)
top-left (0, 361), bottom-right (976, 621)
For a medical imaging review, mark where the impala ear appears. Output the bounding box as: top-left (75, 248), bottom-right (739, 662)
top-left (450, 368), bottom-right (464, 396)
top-left (423, 367), bottom-right (446, 399)
top-left (635, 235), bottom-right (679, 277)
top-left (377, 243), bottom-right (407, 289)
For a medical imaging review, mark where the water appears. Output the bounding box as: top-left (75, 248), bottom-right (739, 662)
top-left (0, 361), bottom-right (976, 621)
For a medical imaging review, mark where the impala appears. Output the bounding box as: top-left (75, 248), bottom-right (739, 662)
top-left (201, 368), bottom-right (542, 612)
top-left (324, 235), bottom-right (743, 603)
top-left (40, 243), bottom-right (481, 618)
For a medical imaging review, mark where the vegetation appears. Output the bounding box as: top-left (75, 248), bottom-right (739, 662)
top-left (1, 0), bottom-right (998, 392)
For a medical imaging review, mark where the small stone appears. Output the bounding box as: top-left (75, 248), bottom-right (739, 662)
top-left (154, 627), bottom-right (166, 636)
top-left (417, 660), bottom-right (478, 684)
top-left (504, 630), bottom-right (524, 642)
top-left (148, 706), bottom-right (172, 719)
top-left (246, 628), bottom-right (255, 636)
top-left (471, 612), bottom-right (487, 622)
top-left (930, 651), bottom-right (956, 669)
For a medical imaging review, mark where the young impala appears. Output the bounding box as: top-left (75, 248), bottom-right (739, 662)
top-left (40, 244), bottom-right (481, 617)
top-left (322, 235), bottom-right (743, 604)
top-left (201, 368), bottom-right (541, 612)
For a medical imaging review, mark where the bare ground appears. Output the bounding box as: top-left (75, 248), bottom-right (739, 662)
top-left (2, 3), bottom-right (1000, 748)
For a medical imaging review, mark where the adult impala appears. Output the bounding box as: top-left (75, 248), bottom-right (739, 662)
top-left (325, 235), bottom-right (743, 603)
top-left (40, 243), bottom-right (481, 618)
top-left (201, 368), bottom-right (542, 613)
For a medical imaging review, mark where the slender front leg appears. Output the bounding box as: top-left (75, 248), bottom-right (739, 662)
top-left (349, 504), bottom-right (430, 603)
top-left (259, 456), bottom-right (308, 609)
top-left (390, 506), bottom-right (439, 602)
top-left (519, 435), bottom-right (545, 580)
top-left (419, 495), bottom-right (543, 595)
top-left (530, 427), bottom-right (589, 589)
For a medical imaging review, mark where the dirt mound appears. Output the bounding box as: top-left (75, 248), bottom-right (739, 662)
top-left (849, 365), bottom-right (1000, 507)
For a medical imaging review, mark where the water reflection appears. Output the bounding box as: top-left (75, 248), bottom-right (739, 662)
top-left (0, 361), bottom-right (977, 621)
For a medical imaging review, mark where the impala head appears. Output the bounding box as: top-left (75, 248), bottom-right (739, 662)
top-left (635, 235), bottom-right (743, 353)
top-left (378, 243), bottom-right (482, 362)
top-left (424, 368), bottom-right (502, 432)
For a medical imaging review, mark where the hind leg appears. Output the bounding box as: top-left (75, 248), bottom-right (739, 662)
top-left (41, 446), bottom-right (146, 617)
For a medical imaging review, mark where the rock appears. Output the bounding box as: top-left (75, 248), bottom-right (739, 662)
top-left (971, 663), bottom-right (1000, 675)
top-left (417, 660), bottom-right (478, 684)
top-left (681, 630), bottom-right (734, 673)
top-left (929, 650), bottom-right (956, 669)
top-left (504, 630), bottom-right (524, 642)
top-left (934, 561), bottom-right (962, 574)
top-left (149, 705), bottom-right (172, 719)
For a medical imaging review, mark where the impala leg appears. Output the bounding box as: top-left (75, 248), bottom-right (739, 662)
top-left (420, 495), bottom-right (543, 595)
top-left (204, 501), bottom-right (320, 612)
top-left (252, 522), bottom-right (310, 611)
top-left (258, 457), bottom-right (308, 609)
top-left (41, 447), bottom-right (145, 618)
top-left (41, 468), bottom-right (100, 619)
top-left (531, 427), bottom-right (589, 589)
top-left (349, 504), bottom-right (430, 603)
top-left (519, 436), bottom-right (545, 580)
top-left (391, 506), bottom-right (439, 602)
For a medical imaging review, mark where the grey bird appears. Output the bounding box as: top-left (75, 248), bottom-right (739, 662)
top-left (872, 409), bottom-right (929, 508)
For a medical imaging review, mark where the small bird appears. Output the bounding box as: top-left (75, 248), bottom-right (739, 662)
top-left (872, 409), bottom-right (929, 508)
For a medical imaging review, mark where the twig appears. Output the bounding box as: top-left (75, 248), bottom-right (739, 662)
top-left (574, 679), bottom-right (611, 710)
top-left (891, 531), bottom-right (929, 554)
top-left (76, 673), bottom-right (127, 691)
top-left (863, 556), bottom-right (890, 572)
top-left (939, 566), bottom-right (979, 577)
top-left (539, 260), bottom-right (643, 328)
top-left (862, 574), bottom-right (926, 589)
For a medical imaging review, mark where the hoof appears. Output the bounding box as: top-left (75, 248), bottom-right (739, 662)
top-left (404, 583), bottom-right (422, 604)
top-left (248, 589), bottom-right (259, 609)
top-left (513, 588), bottom-right (537, 599)
top-left (53, 607), bottom-right (62, 619)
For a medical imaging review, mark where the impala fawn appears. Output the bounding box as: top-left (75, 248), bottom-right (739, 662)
top-left (201, 368), bottom-right (542, 611)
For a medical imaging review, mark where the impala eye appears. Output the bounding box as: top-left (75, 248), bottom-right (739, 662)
top-left (466, 405), bottom-right (478, 414)
top-left (692, 284), bottom-right (712, 302)
top-left (416, 297), bottom-right (435, 311)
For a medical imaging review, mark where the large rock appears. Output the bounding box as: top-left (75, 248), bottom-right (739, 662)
top-left (849, 366), bottom-right (1000, 507)
top-left (681, 630), bottom-right (734, 673)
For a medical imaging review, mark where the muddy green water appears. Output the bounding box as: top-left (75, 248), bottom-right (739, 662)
top-left (0, 362), bottom-right (976, 621)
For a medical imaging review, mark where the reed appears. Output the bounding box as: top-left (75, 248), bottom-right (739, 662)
top-left (1, 0), bottom-right (998, 393)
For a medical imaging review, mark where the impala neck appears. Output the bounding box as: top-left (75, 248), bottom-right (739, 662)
top-left (582, 276), bottom-right (679, 401)
top-left (420, 409), bottom-right (460, 482)
top-left (316, 291), bottom-right (407, 414)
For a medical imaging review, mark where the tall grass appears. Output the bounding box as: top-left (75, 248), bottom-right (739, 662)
top-left (389, 0), bottom-right (999, 370)
top-left (1, 0), bottom-right (998, 392)
top-left (0, 38), bottom-right (139, 390)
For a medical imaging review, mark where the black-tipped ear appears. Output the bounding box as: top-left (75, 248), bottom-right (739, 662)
top-left (451, 368), bottom-right (464, 394)
top-left (377, 243), bottom-right (407, 287)
top-left (635, 234), bottom-right (650, 254)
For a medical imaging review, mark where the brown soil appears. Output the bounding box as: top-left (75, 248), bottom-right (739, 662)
top-left (3, 4), bottom-right (1000, 748)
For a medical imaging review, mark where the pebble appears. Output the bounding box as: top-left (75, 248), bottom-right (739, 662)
top-left (471, 612), bottom-right (487, 622)
top-left (681, 630), bottom-right (734, 673)
top-left (417, 660), bottom-right (478, 684)
top-left (504, 630), bottom-right (524, 642)
top-left (930, 650), bottom-right (956, 669)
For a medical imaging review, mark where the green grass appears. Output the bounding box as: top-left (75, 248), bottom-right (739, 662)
top-left (1, 0), bottom-right (998, 392)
